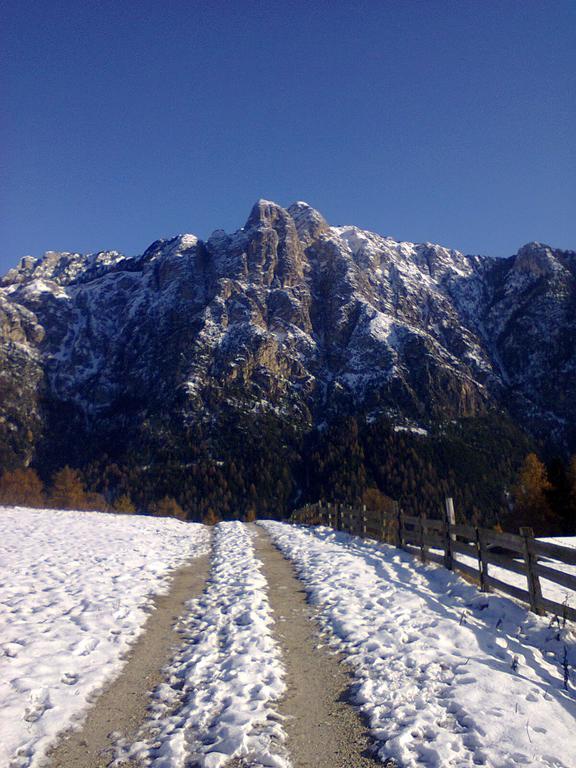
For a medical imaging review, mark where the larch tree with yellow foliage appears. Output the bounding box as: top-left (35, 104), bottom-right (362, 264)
top-left (512, 453), bottom-right (557, 535)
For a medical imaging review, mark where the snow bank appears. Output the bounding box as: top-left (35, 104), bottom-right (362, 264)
top-left (262, 522), bottom-right (576, 768)
top-left (120, 521), bottom-right (288, 768)
top-left (0, 506), bottom-right (209, 768)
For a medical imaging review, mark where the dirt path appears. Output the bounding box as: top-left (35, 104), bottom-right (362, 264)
top-left (252, 527), bottom-right (381, 768)
top-left (47, 552), bottom-right (210, 768)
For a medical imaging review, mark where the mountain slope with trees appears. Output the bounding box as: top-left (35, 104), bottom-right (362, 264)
top-left (1, 200), bottom-right (575, 529)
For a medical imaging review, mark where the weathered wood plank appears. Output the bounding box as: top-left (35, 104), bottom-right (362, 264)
top-left (483, 550), bottom-right (526, 576)
top-left (484, 574), bottom-right (529, 602)
top-left (531, 540), bottom-right (576, 566)
top-left (444, 497), bottom-right (456, 571)
top-left (539, 596), bottom-right (576, 622)
top-left (422, 531), bottom-right (446, 548)
top-left (453, 559), bottom-right (480, 579)
top-left (421, 519), bottom-right (446, 532)
top-left (480, 529), bottom-right (525, 553)
top-left (452, 540), bottom-right (477, 557)
top-left (535, 563), bottom-right (576, 592)
top-left (519, 527), bottom-right (544, 614)
top-left (451, 524), bottom-right (476, 539)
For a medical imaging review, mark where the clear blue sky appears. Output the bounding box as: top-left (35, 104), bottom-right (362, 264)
top-left (2, 0), bottom-right (575, 271)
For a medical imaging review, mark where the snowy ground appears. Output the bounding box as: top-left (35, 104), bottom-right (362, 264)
top-left (3, 508), bottom-right (575, 768)
top-left (0, 506), bottom-right (209, 768)
top-left (117, 521), bottom-right (287, 768)
top-left (262, 522), bottom-right (576, 768)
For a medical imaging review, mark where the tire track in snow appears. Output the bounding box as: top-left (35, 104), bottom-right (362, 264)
top-left (117, 522), bottom-right (288, 768)
top-left (252, 526), bottom-right (381, 768)
top-left (262, 522), bottom-right (576, 768)
top-left (46, 552), bottom-right (210, 768)
top-left (0, 507), bottom-right (210, 768)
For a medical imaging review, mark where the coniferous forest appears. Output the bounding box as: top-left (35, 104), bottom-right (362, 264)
top-left (1, 411), bottom-right (575, 535)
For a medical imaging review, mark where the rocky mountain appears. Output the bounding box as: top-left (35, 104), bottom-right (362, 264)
top-left (1, 200), bottom-right (575, 509)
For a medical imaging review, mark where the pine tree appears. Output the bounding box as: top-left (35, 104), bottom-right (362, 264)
top-left (567, 456), bottom-right (576, 534)
top-left (84, 492), bottom-right (109, 512)
top-left (114, 494), bottom-right (136, 514)
top-left (202, 508), bottom-right (220, 526)
top-left (0, 468), bottom-right (45, 507)
top-left (149, 496), bottom-right (186, 520)
top-left (50, 466), bottom-right (87, 510)
top-left (511, 453), bottom-right (556, 534)
top-left (547, 457), bottom-right (572, 534)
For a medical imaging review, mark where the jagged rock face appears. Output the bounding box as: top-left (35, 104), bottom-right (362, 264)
top-left (0, 201), bottom-right (574, 469)
top-left (0, 295), bottom-right (45, 466)
top-left (482, 243), bottom-right (576, 446)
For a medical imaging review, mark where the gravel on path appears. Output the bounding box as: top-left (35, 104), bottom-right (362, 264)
top-left (46, 553), bottom-right (211, 768)
top-left (251, 526), bottom-right (381, 768)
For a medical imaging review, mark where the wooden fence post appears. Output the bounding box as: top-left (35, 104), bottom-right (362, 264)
top-left (395, 502), bottom-right (403, 549)
top-left (379, 506), bottom-right (386, 542)
top-left (519, 526), bottom-right (544, 615)
top-left (444, 497), bottom-right (456, 570)
top-left (475, 527), bottom-right (489, 591)
top-left (419, 512), bottom-right (427, 563)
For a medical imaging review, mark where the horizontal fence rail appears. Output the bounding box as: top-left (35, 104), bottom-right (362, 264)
top-left (291, 498), bottom-right (576, 623)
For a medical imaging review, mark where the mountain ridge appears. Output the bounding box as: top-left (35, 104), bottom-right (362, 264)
top-left (1, 200), bottom-right (574, 515)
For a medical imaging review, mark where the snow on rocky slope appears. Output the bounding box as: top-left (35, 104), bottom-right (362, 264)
top-left (1, 200), bottom-right (575, 473)
top-left (262, 521), bottom-right (576, 768)
top-left (0, 506), bottom-right (209, 768)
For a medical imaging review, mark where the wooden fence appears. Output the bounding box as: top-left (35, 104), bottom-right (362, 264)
top-left (291, 499), bottom-right (576, 623)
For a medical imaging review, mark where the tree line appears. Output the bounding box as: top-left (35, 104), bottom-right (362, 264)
top-left (1, 413), bottom-right (575, 535)
top-left (0, 465), bottom-right (222, 523)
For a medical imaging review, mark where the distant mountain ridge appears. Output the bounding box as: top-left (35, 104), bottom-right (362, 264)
top-left (1, 200), bottom-right (575, 480)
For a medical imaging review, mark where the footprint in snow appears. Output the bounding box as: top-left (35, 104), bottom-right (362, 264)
top-left (61, 672), bottom-right (79, 685)
top-left (71, 637), bottom-right (99, 656)
top-left (23, 691), bottom-right (51, 722)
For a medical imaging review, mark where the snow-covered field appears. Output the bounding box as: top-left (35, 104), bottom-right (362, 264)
top-left (3, 507), bottom-right (575, 768)
top-left (118, 521), bottom-right (287, 768)
top-left (0, 506), bottom-right (209, 768)
top-left (262, 522), bottom-right (576, 768)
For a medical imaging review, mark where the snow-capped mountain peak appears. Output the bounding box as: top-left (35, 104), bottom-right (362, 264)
top-left (1, 200), bottom-right (575, 470)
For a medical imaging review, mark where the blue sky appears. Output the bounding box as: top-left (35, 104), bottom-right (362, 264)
top-left (2, 0), bottom-right (575, 271)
